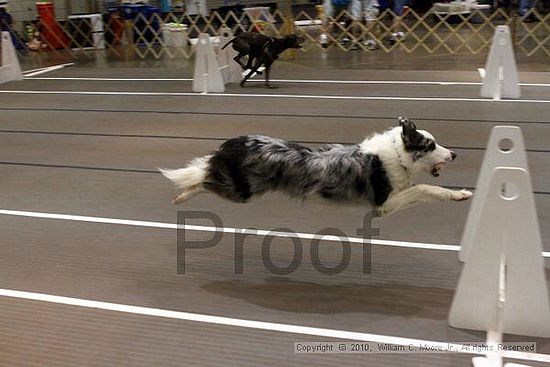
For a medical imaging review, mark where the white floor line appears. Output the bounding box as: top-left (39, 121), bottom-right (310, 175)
top-left (0, 288), bottom-right (548, 363)
top-left (21, 67), bottom-right (52, 74)
top-left (23, 63), bottom-right (74, 77)
top-left (25, 77), bottom-right (194, 81)
top-left (0, 209), bottom-right (548, 257)
top-left (21, 76), bottom-right (550, 88)
top-left (1, 89), bottom-right (549, 103)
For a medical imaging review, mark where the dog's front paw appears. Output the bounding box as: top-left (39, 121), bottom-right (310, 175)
top-left (265, 84), bottom-right (278, 89)
top-left (450, 189), bottom-right (473, 201)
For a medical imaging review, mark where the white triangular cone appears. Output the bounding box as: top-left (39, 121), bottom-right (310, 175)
top-left (217, 27), bottom-right (240, 84)
top-left (449, 167), bottom-right (550, 338)
top-left (192, 33), bottom-right (225, 93)
top-left (480, 26), bottom-right (520, 100)
top-left (460, 126), bottom-right (528, 262)
top-left (0, 31), bottom-right (23, 84)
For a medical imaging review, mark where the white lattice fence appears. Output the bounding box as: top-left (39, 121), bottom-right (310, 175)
top-left (3, 8), bottom-right (549, 60)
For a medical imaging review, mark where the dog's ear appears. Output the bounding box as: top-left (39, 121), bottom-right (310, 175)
top-left (399, 117), bottom-right (419, 146)
top-left (398, 116), bottom-right (416, 130)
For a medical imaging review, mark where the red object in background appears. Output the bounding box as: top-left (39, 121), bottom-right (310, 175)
top-left (36, 2), bottom-right (69, 49)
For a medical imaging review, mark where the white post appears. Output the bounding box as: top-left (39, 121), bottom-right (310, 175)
top-left (480, 26), bottom-right (520, 100)
top-left (449, 167), bottom-right (550, 338)
top-left (459, 126), bottom-right (528, 263)
top-left (216, 27), bottom-right (241, 84)
top-left (0, 31), bottom-right (23, 84)
top-left (192, 33), bottom-right (225, 93)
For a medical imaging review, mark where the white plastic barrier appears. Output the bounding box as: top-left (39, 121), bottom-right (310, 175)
top-left (216, 28), bottom-right (241, 85)
top-left (192, 33), bottom-right (225, 93)
top-left (192, 30), bottom-right (240, 93)
top-left (450, 166), bottom-right (550, 337)
top-left (451, 125), bottom-right (550, 366)
top-left (459, 126), bottom-right (528, 263)
top-left (480, 26), bottom-right (521, 100)
top-left (0, 31), bottom-right (22, 84)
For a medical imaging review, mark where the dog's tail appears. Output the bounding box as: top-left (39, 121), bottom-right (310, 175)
top-left (159, 155), bottom-right (212, 189)
top-left (221, 38), bottom-right (235, 50)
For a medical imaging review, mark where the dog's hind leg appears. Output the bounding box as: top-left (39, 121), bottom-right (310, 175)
top-left (160, 156), bottom-right (211, 204)
top-left (233, 53), bottom-right (248, 69)
top-left (263, 60), bottom-right (275, 88)
top-left (173, 184), bottom-right (203, 204)
top-left (240, 53), bottom-right (270, 87)
top-left (240, 67), bottom-right (258, 87)
top-left (377, 184), bottom-right (473, 216)
top-left (244, 54), bottom-right (255, 70)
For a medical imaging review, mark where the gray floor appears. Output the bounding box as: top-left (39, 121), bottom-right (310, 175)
top-left (0, 65), bottom-right (549, 366)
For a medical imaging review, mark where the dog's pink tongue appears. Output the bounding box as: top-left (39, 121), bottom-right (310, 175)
top-left (434, 162), bottom-right (446, 170)
top-left (431, 162), bottom-right (446, 177)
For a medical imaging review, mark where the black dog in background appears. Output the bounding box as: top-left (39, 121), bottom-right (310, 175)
top-left (222, 32), bottom-right (304, 88)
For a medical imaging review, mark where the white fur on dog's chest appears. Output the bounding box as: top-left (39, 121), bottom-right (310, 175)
top-left (384, 160), bottom-right (412, 193)
top-left (359, 128), bottom-right (412, 194)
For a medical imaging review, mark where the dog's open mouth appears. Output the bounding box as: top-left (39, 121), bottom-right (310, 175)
top-left (431, 162), bottom-right (447, 177)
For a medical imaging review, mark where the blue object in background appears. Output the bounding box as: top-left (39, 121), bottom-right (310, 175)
top-left (378, 0), bottom-right (390, 11)
top-left (159, 0), bottom-right (171, 12)
top-left (118, 4), bottom-right (160, 20)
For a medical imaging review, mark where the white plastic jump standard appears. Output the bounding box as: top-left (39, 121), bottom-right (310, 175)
top-left (0, 31), bottom-right (22, 84)
top-left (460, 126), bottom-right (528, 263)
top-left (480, 26), bottom-right (520, 100)
top-left (217, 28), bottom-right (241, 85)
top-left (449, 167), bottom-right (550, 338)
top-left (192, 33), bottom-right (225, 93)
top-left (449, 167), bottom-right (550, 337)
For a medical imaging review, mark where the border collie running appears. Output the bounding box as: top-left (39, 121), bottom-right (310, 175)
top-left (160, 117), bottom-right (472, 216)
